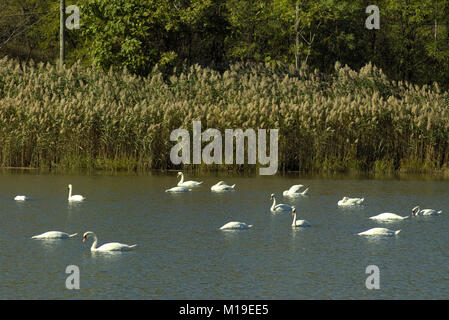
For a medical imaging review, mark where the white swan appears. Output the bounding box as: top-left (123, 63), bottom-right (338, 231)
top-left (165, 186), bottom-right (191, 193)
top-left (411, 206), bottom-right (442, 216)
top-left (369, 213), bottom-right (409, 221)
top-left (68, 184), bottom-right (85, 202)
top-left (177, 172), bottom-right (203, 188)
top-left (32, 231), bottom-right (78, 239)
top-left (220, 222), bottom-right (253, 230)
top-left (338, 197), bottom-right (364, 206)
top-left (283, 184), bottom-right (309, 197)
top-left (82, 231), bottom-right (137, 252)
top-left (211, 181), bottom-right (236, 192)
top-left (357, 227), bottom-right (401, 236)
top-left (270, 194), bottom-right (293, 213)
top-left (291, 207), bottom-right (311, 227)
top-left (14, 195), bottom-right (29, 201)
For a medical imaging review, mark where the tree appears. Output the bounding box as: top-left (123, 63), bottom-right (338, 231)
top-left (0, 0), bottom-right (55, 62)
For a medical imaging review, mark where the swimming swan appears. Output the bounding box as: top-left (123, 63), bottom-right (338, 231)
top-left (270, 194), bottom-right (294, 213)
top-left (411, 206), bottom-right (442, 216)
top-left (82, 231), bottom-right (137, 252)
top-left (283, 185), bottom-right (309, 197)
top-left (291, 207), bottom-right (311, 227)
top-left (357, 227), bottom-right (401, 236)
top-left (211, 181), bottom-right (236, 192)
top-left (369, 213), bottom-right (409, 221)
top-left (177, 172), bottom-right (203, 188)
top-left (166, 186), bottom-right (191, 193)
top-left (68, 184), bottom-right (85, 202)
top-left (220, 222), bottom-right (253, 230)
top-left (338, 197), bottom-right (364, 206)
top-left (32, 231), bottom-right (78, 239)
top-left (14, 195), bottom-right (29, 201)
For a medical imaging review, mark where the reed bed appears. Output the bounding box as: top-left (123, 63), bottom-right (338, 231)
top-left (0, 56), bottom-right (448, 174)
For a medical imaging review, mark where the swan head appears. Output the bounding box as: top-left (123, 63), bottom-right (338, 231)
top-left (411, 206), bottom-right (420, 216)
top-left (82, 231), bottom-right (94, 242)
top-left (270, 193), bottom-right (275, 200)
top-left (342, 196), bottom-right (348, 201)
top-left (177, 172), bottom-right (182, 176)
top-left (291, 207), bottom-right (296, 215)
top-left (68, 184), bottom-right (72, 189)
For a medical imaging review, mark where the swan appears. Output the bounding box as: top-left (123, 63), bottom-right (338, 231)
top-left (357, 227), bottom-right (401, 237)
top-left (220, 222), bottom-right (253, 230)
top-left (291, 207), bottom-right (311, 227)
top-left (177, 172), bottom-right (203, 188)
top-left (165, 186), bottom-right (191, 193)
top-left (211, 181), bottom-right (236, 192)
top-left (283, 184), bottom-right (309, 197)
top-left (82, 231), bottom-right (137, 252)
top-left (14, 195), bottom-right (29, 201)
top-left (32, 231), bottom-right (78, 239)
top-left (68, 184), bottom-right (85, 202)
top-left (338, 197), bottom-right (364, 206)
top-left (270, 194), bottom-right (294, 213)
top-left (411, 206), bottom-right (442, 216)
top-left (369, 213), bottom-right (409, 221)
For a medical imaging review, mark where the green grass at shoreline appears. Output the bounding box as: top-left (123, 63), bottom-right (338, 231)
top-left (1, 57), bottom-right (449, 175)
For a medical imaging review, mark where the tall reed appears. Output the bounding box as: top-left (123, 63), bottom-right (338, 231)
top-left (0, 57), bottom-right (448, 174)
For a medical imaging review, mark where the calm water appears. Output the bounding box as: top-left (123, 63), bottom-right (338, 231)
top-left (0, 171), bottom-right (448, 299)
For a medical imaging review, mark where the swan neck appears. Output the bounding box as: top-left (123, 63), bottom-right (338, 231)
top-left (179, 173), bottom-right (184, 184)
top-left (271, 196), bottom-right (276, 210)
top-left (68, 186), bottom-right (72, 199)
top-left (292, 213), bottom-right (296, 226)
top-left (90, 234), bottom-right (98, 250)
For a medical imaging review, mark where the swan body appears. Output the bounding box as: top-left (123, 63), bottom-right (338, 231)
top-left (220, 222), bottom-right (253, 230)
top-left (177, 172), bottom-right (203, 188)
top-left (14, 195), bottom-right (28, 201)
top-left (82, 231), bottom-right (137, 252)
top-left (291, 208), bottom-right (311, 227)
top-left (270, 194), bottom-right (293, 213)
top-left (283, 185), bottom-right (309, 197)
top-left (369, 213), bottom-right (409, 221)
top-left (412, 206), bottom-right (442, 216)
top-left (32, 231), bottom-right (78, 239)
top-left (68, 184), bottom-right (85, 202)
top-left (338, 197), bottom-right (364, 206)
top-left (211, 181), bottom-right (236, 192)
top-left (166, 186), bottom-right (191, 193)
top-left (357, 227), bottom-right (401, 237)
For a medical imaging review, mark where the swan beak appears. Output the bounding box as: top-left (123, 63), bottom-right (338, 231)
top-left (82, 236), bottom-right (86, 242)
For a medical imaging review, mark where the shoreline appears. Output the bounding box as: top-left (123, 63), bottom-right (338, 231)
top-left (2, 166), bottom-right (449, 180)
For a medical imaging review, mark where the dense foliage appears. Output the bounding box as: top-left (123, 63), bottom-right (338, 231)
top-left (1, 0), bottom-right (449, 87)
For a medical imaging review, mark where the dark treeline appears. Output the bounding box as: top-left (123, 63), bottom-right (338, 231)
top-left (1, 0), bottom-right (449, 87)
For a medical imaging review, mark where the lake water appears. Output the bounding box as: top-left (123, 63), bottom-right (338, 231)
top-left (0, 171), bottom-right (448, 299)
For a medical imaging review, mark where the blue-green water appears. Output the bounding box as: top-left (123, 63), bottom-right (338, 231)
top-left (0, 172), bottom-right (448, 299)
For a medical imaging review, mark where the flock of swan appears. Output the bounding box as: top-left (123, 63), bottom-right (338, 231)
top-left (341, 199), bottom-right (442, 236)
top-left (18, 184), bottom-right (137, 252)
top-left (18, 172), bottom-right (444, 252)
